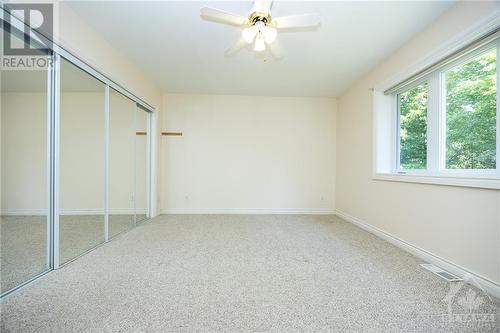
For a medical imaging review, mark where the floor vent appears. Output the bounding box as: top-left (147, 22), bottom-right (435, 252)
top-left (420, 264), bottom-right (463, 282)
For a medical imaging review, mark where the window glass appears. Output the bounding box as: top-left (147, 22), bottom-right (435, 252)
top-left (399, 82), bottom-right (428, 169)
top-left (445, 48), bottom-right (497, 169)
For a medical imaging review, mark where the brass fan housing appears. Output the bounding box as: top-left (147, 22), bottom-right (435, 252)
top-left (248, 11), bottom-right (273, 26)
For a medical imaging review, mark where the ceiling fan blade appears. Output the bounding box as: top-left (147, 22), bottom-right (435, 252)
top-left (253, 0), bottom-right (273, 15)
top-left (225, 37), bottom-right (249, 57)
top-left (200, 7), bottom-right (247, 27)
top-left (267, 39), bottom-right (284, 60)
top-left (273, 13), bottom-right (320, 30)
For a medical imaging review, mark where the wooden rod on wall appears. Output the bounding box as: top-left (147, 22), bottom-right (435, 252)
top-left (161, 132), bottom-right (183, 136)
top-left (136, 131), bottom-right (147, 135)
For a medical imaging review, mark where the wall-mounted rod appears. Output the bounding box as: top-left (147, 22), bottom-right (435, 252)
top-left (161, 132), bottom-right (183, 136)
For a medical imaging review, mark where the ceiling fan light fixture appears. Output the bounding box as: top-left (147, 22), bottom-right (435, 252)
top-left (200, 1), bottom-right (321, 59)
top-left (254, 35), bottom-right (266, 52)
top-left (263, 26), bottom-right (277, 44)
top-left (242, 26), bottom-right (258, 44)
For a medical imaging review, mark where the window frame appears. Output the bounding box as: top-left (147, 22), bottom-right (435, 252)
top-left (392, 39), bottom-right (500, 181)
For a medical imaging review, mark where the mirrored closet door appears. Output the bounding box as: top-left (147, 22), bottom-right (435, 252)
top-left (59, 58), bottom-right (106, 265)
top-left (1, 12), bottom-right (153, 296)
top-left (1, 31), bottom-right (51, 293)
top-left (109, 89), bottom-right (136, 237)
top-left (135, 106), bottom-right (149, 224)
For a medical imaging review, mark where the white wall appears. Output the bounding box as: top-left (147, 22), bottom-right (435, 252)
top-left (336, 2), bottom-right (500, 285)
top-left (161, 94), bottom-right (336, 213)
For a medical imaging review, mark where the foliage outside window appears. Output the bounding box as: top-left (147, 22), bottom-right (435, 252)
top-left (399, 83), bottom-right (428, 169)
top-left (445, 48), bottom-right (497, 170)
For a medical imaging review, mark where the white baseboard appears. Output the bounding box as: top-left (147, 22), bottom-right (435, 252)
top-left (160, 208), bottom-right (336, 215)
top-left (335, 210), bottom-right (500, 300)
top-left (1, 209), bottom-right (147, 216)
top-left (1, 209), bottom-right (47, 216)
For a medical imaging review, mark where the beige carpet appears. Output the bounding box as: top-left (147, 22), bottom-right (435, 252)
top-left (1, 214), bottom-right (147, 293)
top-left (1, 215), bottom-right (499, 332)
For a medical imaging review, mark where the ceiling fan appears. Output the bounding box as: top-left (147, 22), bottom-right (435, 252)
top-left (200, 0), bottom-right (320, 59)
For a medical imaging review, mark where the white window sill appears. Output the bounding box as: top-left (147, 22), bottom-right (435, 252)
top-left (373, 173), bottom-right (500, 190)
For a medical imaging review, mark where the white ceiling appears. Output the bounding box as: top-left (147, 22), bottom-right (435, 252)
top-left (66, 1), bottom-right (455, 97)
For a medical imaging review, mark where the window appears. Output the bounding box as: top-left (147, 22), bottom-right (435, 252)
top-left (445, 48), bottom-right (497, 170)
top-left (394, 43), bottom-right (498, 178)
top-left (373, 31), bottom-right (500, 189)
top-left (398, 82), bottom-right (428, 169)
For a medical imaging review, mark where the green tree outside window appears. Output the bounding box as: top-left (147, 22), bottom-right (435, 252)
top-left (445, 48), bottom-right (497, 169)
top-left (399, 83), bottom-right (428, 169)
